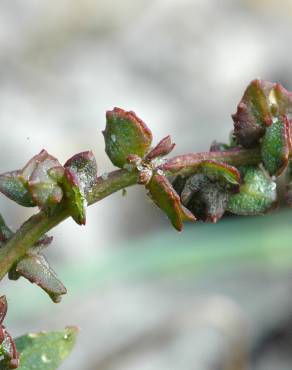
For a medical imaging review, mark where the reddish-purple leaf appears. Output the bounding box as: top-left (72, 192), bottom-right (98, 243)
top-left (232, 79), bottom-right (292, 147)
top-left (1, 327), bottom-right (19, 368)
top-left (145, 136), bottom-right (175, 160)
top-left (0, 296), bottom-right (7, 325)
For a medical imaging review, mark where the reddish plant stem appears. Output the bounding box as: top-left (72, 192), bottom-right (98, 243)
top-left (160, 147), bottom-right (261, 176)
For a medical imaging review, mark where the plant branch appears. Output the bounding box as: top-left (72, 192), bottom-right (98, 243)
top-left (0, 169), bottom-right (138, 280)
top-left (160, 147), bottom-right (261, 176)
top-left (0, 147), bottom-right (261, 281)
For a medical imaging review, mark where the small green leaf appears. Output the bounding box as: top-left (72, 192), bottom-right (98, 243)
top-left (0, 171), bottom-right (35, 207)
top-left (227, 165), bottom-right (277, 215)
top-left (260, 115), bottom-right (290, 176)
top-left (103, 107), bottom-right (153, 168)
top-left (62, 168), bottom-right (86, 225)
top-left (147, 174), bottom-right (195, 231)
top-left (16, 254), bottom-right (67, 303)
top-left (0, 150), bottom-right (64, 209)
top-left (0, 327), bottom-right (78, 370)
top-left (198, 160), bottom-right (241, 186)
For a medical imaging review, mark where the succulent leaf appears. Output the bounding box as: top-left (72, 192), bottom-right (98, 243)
top-left (198, 160), bottom-right (241, 186)
top-left (146, 174), bottom-right (195, 231)
top-left (0, 328), bottom-right (78, 370)
top-left (15, 254), bottom-right (67, 303)
top-left (232, 79), bottom-right (292, 147)
top-left (104, 107), bottom-right (152, 168)
top-left (0, 171), bottom-right (35, 207)
top-left (260, 115), bottom-right (290, 176)
top-left (64, 151), bottom-right (97, 192)
top-left (62, 168), bottom-right (86, 225)
top-left (0, 150), bottom-right (64, 209)
top-left (227, 165), bottom-right (277, 215)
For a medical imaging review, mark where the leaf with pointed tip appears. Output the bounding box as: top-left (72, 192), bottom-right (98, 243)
top-left (16, 254), bottom-right (67, 303)
top-left (0, 171), bottom-right (35, 207)
top-left (227, 165), bottom-right (277, 215)
top-left (232, 79), bottom-right (292, 147)
top-left (198, 160), bottom-right (241, 186)
top-left (260, 115), bottom-right (290, 176)
top-left (64, 151), bottom-right (97, 192)
top-left (147, 174), bottom-right (195, 231)
top-left (104, 107), bottom-right (152, 168)
top-left (62, 168), bottom-right (86, 225)
top-left (145, 136), bottom-right (175, 160)
top-left (0, 327), bottom-right (78, 370)
top-left (0, 150), bottom-right (64, 209)
top-left (8, 234), bottom-right (53, 281)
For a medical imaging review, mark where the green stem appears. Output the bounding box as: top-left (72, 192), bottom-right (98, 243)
top-left (0, 170), bottom-right (138, 280)
top-left (0, 147), bottom-right (261, 281)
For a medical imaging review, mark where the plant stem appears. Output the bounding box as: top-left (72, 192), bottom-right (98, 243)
top-left (0, 170), bottom-right (138, 280)
top-left (160, 147), bottom-right (261, 176)
top-left (0, 147), bottom-right (261, 280)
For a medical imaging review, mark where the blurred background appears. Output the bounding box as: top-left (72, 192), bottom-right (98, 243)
top-left (1, 0), bottom-right (292, 369)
